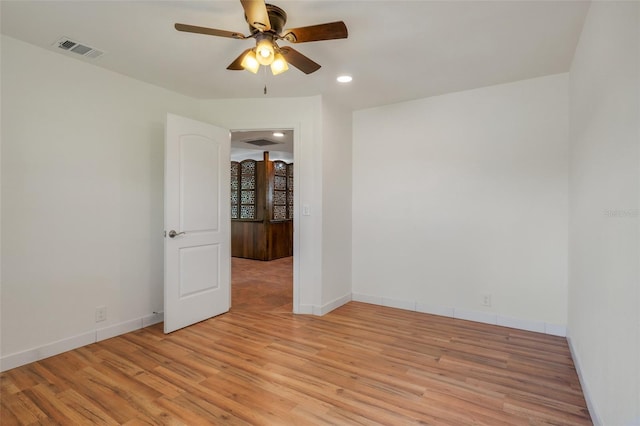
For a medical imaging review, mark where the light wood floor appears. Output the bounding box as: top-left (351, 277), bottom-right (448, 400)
top-left (231, 256), bottom-right (292, 313)
top-left (1, 257), bottom-right (592, 425)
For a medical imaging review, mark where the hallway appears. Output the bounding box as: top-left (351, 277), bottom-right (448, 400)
top-left (231, 256), bottom-right (293, 313)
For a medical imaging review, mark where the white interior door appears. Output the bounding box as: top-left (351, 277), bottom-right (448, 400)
top-left (164, 113), bottom-right (230, 333)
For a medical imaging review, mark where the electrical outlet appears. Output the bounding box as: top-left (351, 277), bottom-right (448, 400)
top-left (95, 306), bottom-right (107, 322)
top-left (482, 294), bottom-right (492, 307)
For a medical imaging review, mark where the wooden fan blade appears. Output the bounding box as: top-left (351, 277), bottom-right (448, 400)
top-left (175, 23), bottom-right (246, 39)
top-left (240, 0), bottom-right (271, 31)
top-left (282, 21), bottom-right (348, 43)
top-left (279, 46), bottom-right (321, 74)
top-left (227, 49), bottom-right (252, 70)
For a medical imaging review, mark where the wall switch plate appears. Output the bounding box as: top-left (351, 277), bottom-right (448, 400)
top-left (302, 204), bottom-right (310, 216)
top-left (95, 306), bottom-right (107, 322)
top-left (481, 294), bottom-right (492, 307)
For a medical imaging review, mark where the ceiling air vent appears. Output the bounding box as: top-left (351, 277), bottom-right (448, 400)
top-left (245, 139), bottom-right (280, 147)
top-left (53, 37), bottom-right (105, 59)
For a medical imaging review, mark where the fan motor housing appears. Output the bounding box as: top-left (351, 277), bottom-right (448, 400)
top-left (247, 4), bottom-right (287, 35)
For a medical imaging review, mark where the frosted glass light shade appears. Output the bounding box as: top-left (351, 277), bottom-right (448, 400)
top-left (241, 50), bottom-right (260, 73)
top-left (270, 53), bottom-right (289, 75)
top-left (256, 39), bottom-right (274, 65)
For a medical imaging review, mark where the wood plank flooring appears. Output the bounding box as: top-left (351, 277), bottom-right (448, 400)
top-left (231, 256), bottom-right (292, 313)
top-left (1, 257), bottom-right (592, 425)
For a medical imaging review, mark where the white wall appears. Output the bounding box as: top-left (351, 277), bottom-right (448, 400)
top-left (320, 97), bottom-right (352, 312)
top-left (352, 74), bottom-right (569, 331)
top-left (0, 34), bottom-right (348, 369)
top-left (568, 2), bottom-right (640, 425)
top-left (1, 35), bottom-right (199, 368)
top-left (197, 97), bottom-right (325, 314)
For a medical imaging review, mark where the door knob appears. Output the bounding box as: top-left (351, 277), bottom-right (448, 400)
top-left (168, 230), bottom-right (185, 238)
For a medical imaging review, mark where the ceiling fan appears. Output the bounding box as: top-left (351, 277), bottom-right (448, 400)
top-left (175, 0), bottom-right (348, 75)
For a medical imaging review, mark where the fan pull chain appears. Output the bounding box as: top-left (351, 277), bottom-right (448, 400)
top-left (262, 65), bottom-right (268, 95)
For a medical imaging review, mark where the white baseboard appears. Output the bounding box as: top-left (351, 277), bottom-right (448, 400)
top-left (142, 311), bottom-right (164, 328)
top-left (296, 304), bottom-right (314, 315)
top-left (352, 293), bottom-right (566, 337)
top-left (2, 296), bottom-right (567, 372)
top-left (1, 311), bottom-right (164, 372)
top-left (352, 292), bottom-right (383, 305)
top-left (298, 294), bottom-right (352, 316)
top-left (97, 318), bottom-right (144, 342)
top-left (544, 322), bottom-right (567, 337)
top-left (566, 331), bottom-right (602, 425)
top-left (416, 303), bottom-right (455, 317)
top-left (497, 315), bottom-right (545, 333)
top-left (454, 308), bottom-right (498, 325)
top-left (0, 331), bottom-right (96, 372)
top-left (314, 293), bottom-right (352, 316)
top-left (382, 297), bottom-right (416, 311)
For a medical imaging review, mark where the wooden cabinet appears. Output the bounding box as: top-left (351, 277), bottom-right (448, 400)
top-left (230, 152), bottom-right (293, 260)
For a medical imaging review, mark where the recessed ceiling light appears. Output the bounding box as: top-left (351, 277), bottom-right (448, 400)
top-left (337, 75), bottom-right (352, 83)
top-left (273, 131), bottom-right (284, 137)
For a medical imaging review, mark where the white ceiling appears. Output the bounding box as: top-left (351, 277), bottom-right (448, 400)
top-left (0, 1), bottom-right (589, 111)
top-left (231, 129), bottom-right (294, 162)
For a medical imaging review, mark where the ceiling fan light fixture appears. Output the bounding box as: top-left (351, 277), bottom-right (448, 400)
top-left (240, 50), bottom-right (260, 73)
top-left (175, 1), bottom-right (349, 76)
top-left (270, 52), bottom-right (289, 75)
top-left (256, 38), bottom-right (275, 65)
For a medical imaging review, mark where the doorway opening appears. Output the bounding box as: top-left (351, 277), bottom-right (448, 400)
top-left (229, 129), bottom-right (294, 313)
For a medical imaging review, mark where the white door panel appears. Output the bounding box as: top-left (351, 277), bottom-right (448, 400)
top-left (164, 113), bottom-right (230, 333)
top-left (179, 244), bottom-right (220, 297)
top-left (179, 135), bottom-right (220, 232)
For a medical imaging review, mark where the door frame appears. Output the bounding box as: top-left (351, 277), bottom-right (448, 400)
top-left (229, 122), bottom-right (301, 314)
